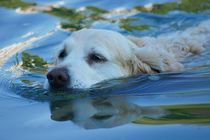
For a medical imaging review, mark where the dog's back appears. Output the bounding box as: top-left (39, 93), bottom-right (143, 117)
top-left (129, 19), bottom-right (210, 61)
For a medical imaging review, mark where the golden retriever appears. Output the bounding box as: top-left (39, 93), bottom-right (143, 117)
top-left (45, 20), bottom-right (210, 90)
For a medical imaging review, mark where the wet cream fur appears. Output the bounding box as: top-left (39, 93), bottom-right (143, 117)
top-left (46, 20), bottom-right (210, 89)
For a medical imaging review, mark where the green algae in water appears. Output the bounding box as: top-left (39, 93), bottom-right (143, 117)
top-left (21, 52), bottom-right (48, 73)
top-left (120, 18), bottom-right (150, 31)
top-left (61, 22), bottom-right (83, 31)
top-left (1, 0), bottom-right (210, 32)
top-left (46, 6), bottom-right (106, 31)
top-left (46, 7), bottom-right (85, 21)
top-left (134, 103), bottom-right (210, 124)
top-left (21, 79), bottom-right (34, 85)
top-left (85, 6), bottom-right (108, 14)
top-left (135, 0), bottom-right (210, 14)
top-left (84, 6), bottom-right (108, 20)
top-left (0, 0), bottom-right (35, 9)
top-left (0, 0), bottom-right (148, 31)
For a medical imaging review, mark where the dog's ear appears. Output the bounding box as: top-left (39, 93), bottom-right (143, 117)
top-left (129, 47), bottom-right (184, 75)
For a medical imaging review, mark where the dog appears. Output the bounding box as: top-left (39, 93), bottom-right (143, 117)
top-left (45, 20), bottom-right (210, 90)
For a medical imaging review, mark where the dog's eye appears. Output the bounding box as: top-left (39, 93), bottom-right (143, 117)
top-left (58, 49), bottom-right (67, 59)
top-left (87, 53), bottom-right (107, 65)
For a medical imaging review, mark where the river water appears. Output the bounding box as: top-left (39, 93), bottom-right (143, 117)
top-left (0, 0), bottom-right (210, 140)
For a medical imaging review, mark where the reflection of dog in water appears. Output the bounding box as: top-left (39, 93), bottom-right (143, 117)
top-left (45, 20), bottom-right (210, 90)
top-left (50, 96), bottom-right (165, 129)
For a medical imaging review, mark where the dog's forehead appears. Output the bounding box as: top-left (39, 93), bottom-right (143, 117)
top-left (62, 29), bottom-right (135, 61)
top-left (68, 29), bottom-right (132, 50)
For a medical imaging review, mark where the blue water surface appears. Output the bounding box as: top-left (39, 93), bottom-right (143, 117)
top-left (0, 0), bottom-right (210, 140)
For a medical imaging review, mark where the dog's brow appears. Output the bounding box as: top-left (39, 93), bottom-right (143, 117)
top-left (90, 47), bottom-right (108, 59)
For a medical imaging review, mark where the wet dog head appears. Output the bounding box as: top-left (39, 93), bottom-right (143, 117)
top-left (45, 29), bottom-right (137, 89)
top-left (45, 29), bottom-right (182, 90)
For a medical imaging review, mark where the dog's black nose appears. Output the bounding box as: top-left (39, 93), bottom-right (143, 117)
top-left (47, 67), bottom-right (69, 89)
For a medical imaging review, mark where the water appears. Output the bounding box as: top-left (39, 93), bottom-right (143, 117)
top-left (0, 0), bottom-right (210, 140)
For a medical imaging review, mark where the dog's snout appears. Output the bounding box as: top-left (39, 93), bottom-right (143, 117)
top-left (47, 67), bottom-right (69, 89)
